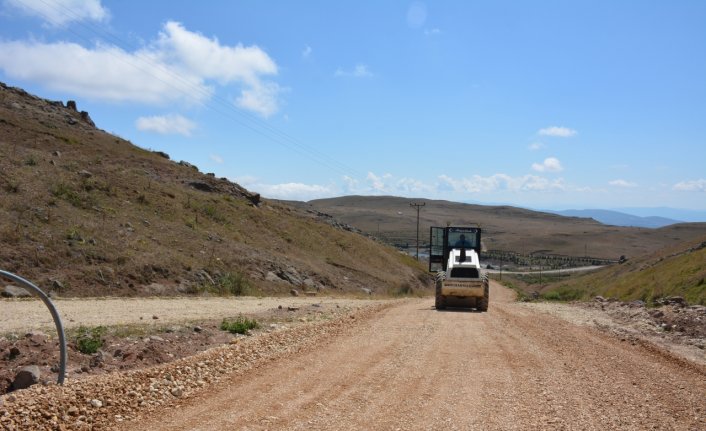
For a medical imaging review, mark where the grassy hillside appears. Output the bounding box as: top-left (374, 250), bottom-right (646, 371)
top-left (303, 196), bottom-right (706, 260)
top-left (0, 82), bottom-right (429, 297)
top-left (538, 237), bottom-right (706, 305)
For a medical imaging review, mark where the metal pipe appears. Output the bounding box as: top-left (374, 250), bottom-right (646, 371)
top-left (0, 270), bottom-right (67, 385)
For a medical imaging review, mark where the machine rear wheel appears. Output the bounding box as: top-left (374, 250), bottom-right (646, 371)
top-left (478, 278), bottom-right (489, 312)
top-left (435, 274), bottom-right (446, 310)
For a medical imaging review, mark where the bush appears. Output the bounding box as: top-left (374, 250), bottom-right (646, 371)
top-left (216, 272), bottom-right (250, 296)
top-left (220, 316), bottom-right (259, 334)
top-left (75, 326), bottom-right (107, 354)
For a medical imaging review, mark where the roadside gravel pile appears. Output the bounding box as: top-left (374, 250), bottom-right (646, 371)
top-left (0, 303), bottom-right (388, 430)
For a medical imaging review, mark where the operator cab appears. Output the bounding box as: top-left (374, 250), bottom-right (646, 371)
top-left (429, 226), bottom-right (482, 272)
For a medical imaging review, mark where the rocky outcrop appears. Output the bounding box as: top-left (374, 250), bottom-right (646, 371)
top-left (1, 286), bottom-right (31, 298)
top-left (11, 365), bottom-right (40, 391)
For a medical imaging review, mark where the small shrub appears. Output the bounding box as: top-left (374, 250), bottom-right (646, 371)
top-left (51, 182), bottom-right (85, 207)
top-left (4, 181), bottom-right (20, 193)
top-left (75, 326), bottom-right (107, 354)
top-left (24, 156), bottom-right (38, 166)
top-left (220, 316), bottom-right (259, 334)
top-left (216, 272), bottom-right (250, 296)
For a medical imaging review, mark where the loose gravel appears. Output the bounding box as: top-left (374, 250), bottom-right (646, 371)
top-left (0, 303), bottom-right (388, 430)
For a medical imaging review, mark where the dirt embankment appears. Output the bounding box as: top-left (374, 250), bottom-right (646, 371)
top-left (2, 284), bottom-right (705, 430)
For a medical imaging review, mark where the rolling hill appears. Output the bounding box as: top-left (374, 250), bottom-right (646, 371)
top-left (549, 209), bottom-right (681, 228)
top-left (0, 82), bottom-right (428, 297)
top-left (300, 196), bottom-right (706, 260)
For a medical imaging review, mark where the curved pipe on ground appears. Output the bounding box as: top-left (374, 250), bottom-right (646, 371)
top-left (0, 270), bottom-right (67, 385)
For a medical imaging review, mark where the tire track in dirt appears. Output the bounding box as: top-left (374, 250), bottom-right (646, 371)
top-left (127, 282), bottom-right (705, 430)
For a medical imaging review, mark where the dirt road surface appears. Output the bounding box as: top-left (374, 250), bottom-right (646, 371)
top-left (120, 282), bottom-right (705, 430)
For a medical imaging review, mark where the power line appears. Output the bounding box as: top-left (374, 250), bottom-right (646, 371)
top-left (409, 202), bottom-right (425, 260)
top-left (26, 0), bottom-right (363, 179)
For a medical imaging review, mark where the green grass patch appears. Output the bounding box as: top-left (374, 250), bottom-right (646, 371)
top-left (214, 271), bottom-right (250, 296)
top-left (540, 286), bottom-right (585, 302)
top-left (75, 325), bottom-right (107, 354)
top-left (220, 316), bottom-right (259, 334)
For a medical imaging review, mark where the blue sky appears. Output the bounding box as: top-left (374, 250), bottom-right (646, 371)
top-left (1, 0), bottom-right (705, 212)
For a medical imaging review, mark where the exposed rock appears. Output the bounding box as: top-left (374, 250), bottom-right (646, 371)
top-left (90, 399), bottom-right (103, 408)
top-left (361, 288), bottom-right (372, 295)
top-left (195, 270), bottom-right (214, 285)
top-left (594, 296), bottom-right (606, 302)
top-left (145, 283), bottom-right (167, 295)
top-left (66, 100), bottom-right (77, 111)
top-left (279, 267), bottom-right (303, 286)
top-left (11, 365), bottom-right (40, 391)
top-left (78, 170), bottom-right (93, 178)
top-left (2, 285), bottom-right (31, 298)
top-left (170, 387), bottom-right (183, 397)
top-left (51, 280), bottom-right (64, 290)
top-left (290, 289), bottom-right (299, 297)
top-left (193, 326), bottom-right (203, 333)
top-left (303, 278), bottom-right (319, 290)
top-left (52, 150), bottom-right (61, 157)
top-left (80, 111), bottom-right (95, 127)
top-left (179, 161), bottom-right (198, 170)
top-left (265, 272), bottom-right (282, 282)
top-left (9, 346), bottom-right (20, 359)
top-left (189, 181), bottom-right (214, 192)
top-left (152, 315), bottom-right (159, 320)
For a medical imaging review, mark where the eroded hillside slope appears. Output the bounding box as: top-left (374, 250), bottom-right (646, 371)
top-left (0, 82), bottom-right (428, 297)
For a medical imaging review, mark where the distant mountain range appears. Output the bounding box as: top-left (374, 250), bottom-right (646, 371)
top-left (548, 209), bottom-right (681, 228)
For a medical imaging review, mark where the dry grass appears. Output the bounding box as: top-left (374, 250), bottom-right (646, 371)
top-left (537, 236), bottom-right (706, 305)
top-left (0, 82), bottom-right (428, 297)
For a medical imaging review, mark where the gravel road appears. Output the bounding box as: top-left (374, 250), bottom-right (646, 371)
top-left (2, 283), bottom-right (704, 430)
top-left (0, 296), bottom-right (383, 333)
top-left (125, 283), bottom-right (704, 430)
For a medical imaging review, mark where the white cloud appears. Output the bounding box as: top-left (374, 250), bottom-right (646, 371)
top-left (538, 126), bottom-right (577, 137)
top-left (366, 172), bottom-right (392, 191)
top-left (407, 2), bottom-right (427, 28)
top-left (5, 0), bottom-right (108, 26)
top-left (528, 142), bottom-right (545, 151)
top-left (673, 179), bottom-right (706, 192)
top-left (302, 45), bottom-right (312, 58)
top-left (135, 114), bottom-right (196, 136)
top-left (342, 175), bottom-right (358, 193)
top-left (424, 28), bottom-right (441, 36)
top-left (531, 157), bottom-right (563, 173)
top-left (209, 154), bottom-right (224, 164)
top-left (335, 64), bottom-right (373, 78)
top-left (609, 179), bottom-right (637, 188)
top-left (0, 21), bottom-right (281, 116)
top-left (249, 182), bottom-right (336, 201)
top-left (437, 174), bottom-right (566, 193)
top-left (235, 81), bottom-right (281, 117)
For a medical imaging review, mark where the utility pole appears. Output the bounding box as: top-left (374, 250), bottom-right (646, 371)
top-left (409, 202), bottom-right (425, 260)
